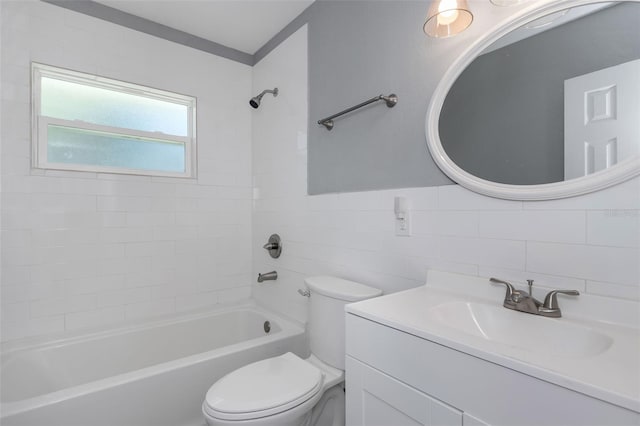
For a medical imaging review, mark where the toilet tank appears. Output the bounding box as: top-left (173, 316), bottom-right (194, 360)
top-left (305, 276), bottom-right (382, 370)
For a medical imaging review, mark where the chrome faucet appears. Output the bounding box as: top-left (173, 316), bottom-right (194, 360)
top-left (489, 278), bottom-right (579, 318)
top-left (257, 271), bottom-right (278, 283)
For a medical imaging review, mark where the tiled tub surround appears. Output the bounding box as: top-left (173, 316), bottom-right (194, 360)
top-left (0, 304), bottom-right (305, 426)
top-left (1, 1), bottom-right (253, 341)
top-left (251, 27), bottom-right (640, 324)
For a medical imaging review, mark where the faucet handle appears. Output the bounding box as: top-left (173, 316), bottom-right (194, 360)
top-left (297, 289), bottom-right (310, 297)
top-left (489, 277), bottom-right (517, 301)
top-left (542, 289), bottom-right (580, 310)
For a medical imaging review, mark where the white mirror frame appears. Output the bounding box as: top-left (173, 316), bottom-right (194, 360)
top-left (426, 0), bottom-right (640, 200)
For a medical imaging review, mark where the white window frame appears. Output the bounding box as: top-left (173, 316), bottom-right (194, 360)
top-left (31, 63), bottom-right (197, 178)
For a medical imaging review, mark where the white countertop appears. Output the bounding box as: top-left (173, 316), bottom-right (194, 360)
top-left (346, 272), bottom-right (640, 413)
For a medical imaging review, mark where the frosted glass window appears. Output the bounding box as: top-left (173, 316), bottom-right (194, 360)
top-left (47, 125), bottom-right (186, 173)
top-left (32, 63), bottom-right (196, 178)
top-left (41, 78), bottom-right (189, 136)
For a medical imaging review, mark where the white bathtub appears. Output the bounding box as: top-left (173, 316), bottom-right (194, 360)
top-left (0, 303), bottom-right (306, 426)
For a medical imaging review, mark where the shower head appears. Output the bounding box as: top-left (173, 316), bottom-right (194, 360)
top-left (249, 97), bottom-right (261, 109)
top-left (250, 88), bottom-right (278, 109)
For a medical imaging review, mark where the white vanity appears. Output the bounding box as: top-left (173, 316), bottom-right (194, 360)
top-left (345, 271), bottom-right (640, 426)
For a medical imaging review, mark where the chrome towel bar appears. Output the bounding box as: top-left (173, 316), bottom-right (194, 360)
top-left (317, 93), bottom-right (398, 130)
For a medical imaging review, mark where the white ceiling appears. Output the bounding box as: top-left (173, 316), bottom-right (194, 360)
top-left (95, 0), bottom-right (314, 55)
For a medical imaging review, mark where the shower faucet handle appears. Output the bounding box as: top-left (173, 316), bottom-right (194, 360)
top-left (262, 234), bottom-right (282, 258)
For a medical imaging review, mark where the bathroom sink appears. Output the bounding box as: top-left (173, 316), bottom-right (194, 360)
top-left (346, 273), bottom-right (640, 413)
top-left (425, 301), bottom-right (613, 358)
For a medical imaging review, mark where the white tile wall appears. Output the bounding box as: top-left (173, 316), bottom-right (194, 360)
top-left (251, 26), bottom-right (640, 324)
top-left (0, 1), bottom-right (253, 341)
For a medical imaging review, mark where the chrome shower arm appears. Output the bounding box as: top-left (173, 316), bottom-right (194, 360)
top-left (258, 88), bottom-right (278, 97)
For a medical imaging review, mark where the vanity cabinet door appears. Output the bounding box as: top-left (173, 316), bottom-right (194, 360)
top-left (346, 356), bottom-right (462, 426)
top-left (346, 313), bottom-right (639, 426)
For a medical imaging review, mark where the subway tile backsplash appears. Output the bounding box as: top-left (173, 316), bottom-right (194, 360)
top-left (253, 181), bottom-right (640, 324)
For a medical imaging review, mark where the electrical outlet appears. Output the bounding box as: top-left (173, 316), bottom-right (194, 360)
top-left (395, 213), bottom-right (411, 236)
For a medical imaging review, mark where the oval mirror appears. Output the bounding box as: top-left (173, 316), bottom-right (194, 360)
top-left (426, 0), bottom-right (640, 200)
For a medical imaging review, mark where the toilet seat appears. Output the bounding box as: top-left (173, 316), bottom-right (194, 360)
top-left (203, 353), bottom-right (324, 422)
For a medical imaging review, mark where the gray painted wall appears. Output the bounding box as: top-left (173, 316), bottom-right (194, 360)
top-left (440, 3), bottom-right (640, 185)
top-left (307, 1), bottom-right (455, 194)
top-left (306, 1), bottom-right (640, 194)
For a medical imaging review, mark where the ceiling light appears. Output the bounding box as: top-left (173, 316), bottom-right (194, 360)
top-left (424, 0), bottom-right (473, 38)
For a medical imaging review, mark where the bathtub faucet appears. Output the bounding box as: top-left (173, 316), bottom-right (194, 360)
top-left (257, 271), bottom-right (278, 283)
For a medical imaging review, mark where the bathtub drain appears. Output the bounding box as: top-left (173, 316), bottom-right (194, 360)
top-left (263, 321), bottom-right (271, 334)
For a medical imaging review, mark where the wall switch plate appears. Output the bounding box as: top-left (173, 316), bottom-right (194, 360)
top-left (395, 213), bottom-right (411, 236)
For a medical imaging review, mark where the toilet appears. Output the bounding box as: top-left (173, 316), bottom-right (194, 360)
top-left (202, 276), bottom-right (382, 426)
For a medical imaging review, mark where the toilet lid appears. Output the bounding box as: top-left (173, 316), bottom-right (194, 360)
top-left (204, 352), bottom-right (324, 421)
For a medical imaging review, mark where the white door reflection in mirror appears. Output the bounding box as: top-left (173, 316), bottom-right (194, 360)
top-left (564, 59), bottom-right (640, 180)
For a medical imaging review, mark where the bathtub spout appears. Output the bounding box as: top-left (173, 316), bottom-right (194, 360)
top-left (257, 271), bottom-right (278, 283)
